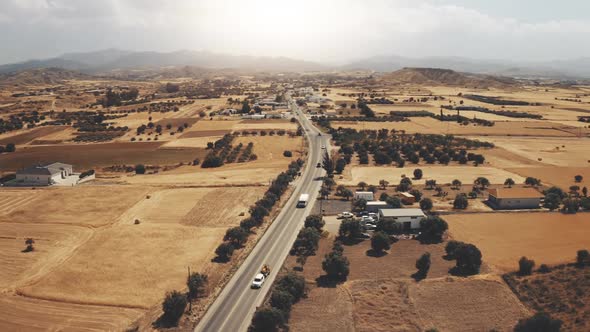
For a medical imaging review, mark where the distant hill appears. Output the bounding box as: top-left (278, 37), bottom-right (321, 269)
top-left (0, 49), bottom-right (327, 74)
top-left (343, 55), bottom-right (590, 80)
top-left (0, 67), bottom-right (90, 86)
top-left (380, 67), bottom-right (517, 88)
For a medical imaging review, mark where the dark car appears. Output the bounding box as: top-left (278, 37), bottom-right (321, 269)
top-left (316, 162), bottom-right (321, 168)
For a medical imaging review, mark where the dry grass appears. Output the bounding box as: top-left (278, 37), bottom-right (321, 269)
top-left (446, 213), bottom-right (590, 272)
top-left (506, 166), bottom-right (590, 189)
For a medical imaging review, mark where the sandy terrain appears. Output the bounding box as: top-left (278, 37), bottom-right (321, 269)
top-left (2, 186), bottom-right (150, 227)
top-left (20, 224), bottom-right (225, 308)
top-left (340, 165), bottom-right (525, 186)
top-left (446, 213), bottom-right (590, 271)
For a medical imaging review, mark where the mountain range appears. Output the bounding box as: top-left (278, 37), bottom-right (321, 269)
top-left (1, 49), bottom-right (590, 80)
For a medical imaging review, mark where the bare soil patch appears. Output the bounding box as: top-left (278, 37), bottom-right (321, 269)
top-left (179, 129), bottom-right (231, 138)
top-left (0, 142), bottom-right (204, 171)
top-left (0, 126), bottom-right (69, 145)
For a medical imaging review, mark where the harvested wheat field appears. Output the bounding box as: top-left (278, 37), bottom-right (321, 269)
top-left (117, 186), bottom-right (264, 227)
top-left (341, 165), bottom-right (525, 187)
top-left (0, 126), bottom-right (69, 145)
top-left (20, 224), bottom-right (225, 308)
top-left (2, 186), bottom-right (150, 227)
top-left (0, 223), bottom-right (92, 291)
top-left (0, 294), bottom-right (143, 332)
top-left (446, 213), bottom-right (590, 271)
top-left (289, 286), bottom-right (355, 332)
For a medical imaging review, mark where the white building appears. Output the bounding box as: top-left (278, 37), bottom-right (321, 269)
top-left (16, 162), bottom-right (74, 186)
top-left (366, 201), bottom-right (391, 213)
top-left (378, 208), bottom-right (426, 231)
top-left (354, 191), bottom-right (374, 201)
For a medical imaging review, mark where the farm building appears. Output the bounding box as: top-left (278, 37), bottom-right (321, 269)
top-left (488, 188), bottom-right (543, 210)
top-left (354, 191), bottom-right (374, 201)
top-left (366, 201), bottom-right (391, 213)
top-left (15, 162), bottom-right (76, 186)
top-left (378, 208), bottom-right (426, 230)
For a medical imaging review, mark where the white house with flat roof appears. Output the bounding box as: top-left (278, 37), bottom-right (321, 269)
top-left (354, 191), bottom-right (374, 201)
top-left (378, 208), bottom-right (426, 231)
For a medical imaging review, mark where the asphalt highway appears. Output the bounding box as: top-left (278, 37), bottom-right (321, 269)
top-left (195, 94), bottom-right (329, 332)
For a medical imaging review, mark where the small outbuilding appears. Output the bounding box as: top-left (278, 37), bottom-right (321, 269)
top-left (378, 208), bottom-right (426, 231)
top-left (488, 188), bottom-right (543, 210)
top-left (400, 192), bottom-right (416, 205)
top-left (354, 191), bottom-right (374, 201)
top-left (366, 201), bottom-right (391, 213)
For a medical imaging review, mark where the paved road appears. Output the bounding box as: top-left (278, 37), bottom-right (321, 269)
top-left (195, 94), bottom-right (329, 332)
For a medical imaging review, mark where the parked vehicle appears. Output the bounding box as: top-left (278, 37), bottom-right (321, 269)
top-left (358, 232), bottom-right (371, 239)
top-left (337, 211), bottom-right (354, 219)
top-left (364, 224), bottom-right (377, 231)
top-left (316, 162), bottom-right (321, 168)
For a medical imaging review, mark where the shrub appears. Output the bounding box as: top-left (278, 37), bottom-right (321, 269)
top-left (270, 290), bottom-right (294, 313)
top-left (577, 249), bottom-right (589, 267)
top-left (134, 164), bottom-right (146, 174)
top-left (187, 272), bottom-right (208, 300)
top-left (224, 227), bottom-right (249, 247)
top-left (418, 216), bottom-right (448, 243)
top-left (370, 231), bottom-right (391, 253)
top-left (275, 273), bottom-right (306, 301)
top-left (538, 264), bottom-right (551, 273)
top-left (514, 312), bottom-right (562, 332)
top-left (444, 240), bottom-right (464, 259)
top-left (453, 243), bottom-right (482, 275)
top-left (413, 168), bottom-right (423, 179)
top-left (415, 252), bottom-right (431, 278)
top-left (518, 257), bottom-right (535, 276)
top-left (292, 227), bottom-right (321, 256)
top-left (304, 215), bottom-right (325, 231)
top-left (161, 291), bottom-right (187, 326)
top-left (322, 251), bottom-right (350, 280)
top-left (420, 198), bottom-right (433, 211)
top-left (453, 194), bottom-right (468, 209)
top-left (250, 307), bottom-right (285, 332)
top-left (283, 150), bottom-right (293, 157)
top-left (215, 242), bottom-right (235, 261)
top-left (338, 219), bottom-right (362, 240)
top-left (386, 196), bottom-right (402, 208)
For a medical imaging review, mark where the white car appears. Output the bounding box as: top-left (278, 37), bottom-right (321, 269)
top-left (361, 216), bottom-right (375, 223)
top-left (364, 224), bottom-right (377, 231)
top-left (251, 273), bottom-right (265, 289)
top-left (338, 211), bottom-right (354, 219)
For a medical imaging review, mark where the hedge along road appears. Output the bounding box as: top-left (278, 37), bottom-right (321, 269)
top-left (195, 93), bottom-right (330, 332)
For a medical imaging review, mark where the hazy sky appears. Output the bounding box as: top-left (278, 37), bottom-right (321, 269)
top-left (1, 0), bottom-right (590, 65)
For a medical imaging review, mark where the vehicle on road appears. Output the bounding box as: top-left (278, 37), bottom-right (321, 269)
top-left (251, 264), bottom-right (271, 289)
top-left (297, 193), bottom-right (309, 208)
top-left (316, 162), bottom-right (321, 168)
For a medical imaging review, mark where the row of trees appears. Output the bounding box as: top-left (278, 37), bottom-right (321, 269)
top-left (0, 143), bottom-right (16, 154)
top-left (249, 273), bottom-right (306, 331)
top-left (214, 159), bottom-right (305, 262)
top-left (543, 185), bottom-right (590, 213)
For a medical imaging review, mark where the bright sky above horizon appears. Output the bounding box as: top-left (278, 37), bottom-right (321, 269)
top-left (0, 0), bottom-right (589, 64)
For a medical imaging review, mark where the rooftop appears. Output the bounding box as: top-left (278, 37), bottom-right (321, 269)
top-left (488, 187), bottom-right (543, 199)
top-left (17, 162), bottom-right (72, 176)
top-left (378, 208), bottom-right (425, 217)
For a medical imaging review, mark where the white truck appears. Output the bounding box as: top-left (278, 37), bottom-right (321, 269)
top-left (296, 193), bottom-right (309, 208)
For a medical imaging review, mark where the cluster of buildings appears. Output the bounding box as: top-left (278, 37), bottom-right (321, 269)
top-left (354, 191), bottom-right (425, 230)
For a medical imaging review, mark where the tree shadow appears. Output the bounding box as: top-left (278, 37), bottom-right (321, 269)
top-left (211, 256), bottom-right (231, 264)
top-left (152, 314), bottom-right (179, 329)
top-left (315, 275), bottom-right (345, 288)
top-left (339, 237), bottom-right (364, 246)
top-left (411, 271), bottom-right (427, 282)
top-left (449, 266), bottom-right (479, 277)
top-left (366, 249), bottom-right (388, 258)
